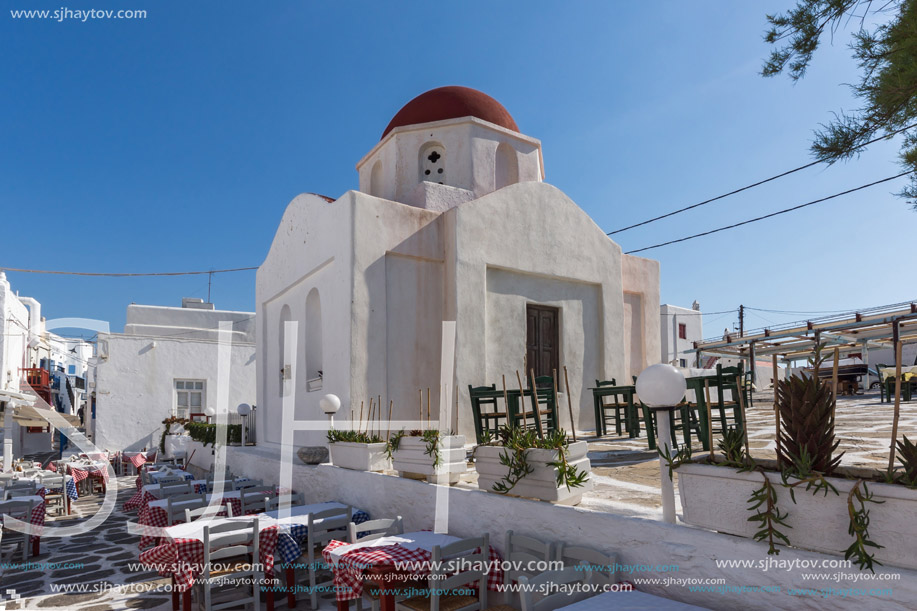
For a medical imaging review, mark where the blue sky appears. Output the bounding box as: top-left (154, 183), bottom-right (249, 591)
top-left (1, 1), bottom-right (913, 339)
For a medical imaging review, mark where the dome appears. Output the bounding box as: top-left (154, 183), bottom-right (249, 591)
top-left (381, 86), bottom-right (519, 140)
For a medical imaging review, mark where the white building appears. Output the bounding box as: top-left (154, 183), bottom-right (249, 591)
top-left (254, 86), bottom-right (661, 450)
top-left (92, 299), bottom-right (256, 452)
top-left (660, 302), bottom-right (703, 369)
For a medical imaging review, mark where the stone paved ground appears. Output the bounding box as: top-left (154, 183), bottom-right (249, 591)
top-left (2, 390), bottom-right (914, 609)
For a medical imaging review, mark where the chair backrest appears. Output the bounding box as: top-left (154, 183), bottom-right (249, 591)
top-left (554, 543), bottom-right (616, 587)
top-left (595, 379), bottom-right (617, 387)
top-left (4, 488), bottom-right (37, 500)
top-left (0, 498), bottom-right (36, 520)
top-left (157, 475), bottom-right (184, 485)
top-left (202, 518), bottom-right (259, 575)
top-left (207, 479), bottom-right (235, 493)
top-left (240, 490), bottom-right (270, 515)
top-left (167, 492), bottom-right (207, 523)
top-left (266, 492), bottom-right (305, 512)
top-left (431, 534), bottom-right (489, 606)
top-left (185, 503), bottom-right (223, 523)
top-left (38, 475), bottom-right (65, 490)
top-left (306, 506), bottom-right (353, 555)
top-left (504, 530), bottom-right (553, 585)
top-left (518, 563), bottom-right (594, 611)
top-left (233, 479), bottom-right (263, 490)
top-left (159, 482), bottom-right (193, 497)
top-left (347, 516), bottom-right (403, 543)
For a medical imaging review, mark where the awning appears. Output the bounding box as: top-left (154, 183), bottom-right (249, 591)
top-left (12, 404), bottom-right (80, 427)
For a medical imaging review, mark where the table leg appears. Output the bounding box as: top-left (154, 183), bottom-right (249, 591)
top-left (171, 576), bottom-right (179, 611)
top-left (267, 590), bottom-right (275, 611)
top-left (181, 589), bottom-right (191, 611)
top-left (286, 567), bottom-right (296, 608)
top-left (32, 537), bottom-right (39, 557)
top-left (337, 600), bottom-right (350, 611)
top-left (379, 592), bottom-right (396, 611)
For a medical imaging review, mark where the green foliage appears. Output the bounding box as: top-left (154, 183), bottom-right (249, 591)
top-left (748, 470), bottom-right (792, 555)
top-left (718, 426), bottom-right (751, 468)
top-left (776, 345), bottom-right (843, 474)
top-left (895, 435), bottom-right (917, 486)
top-left (480, 425), bottom-right (588, 493)
top-left (182, 421), bottom-right (242, 447)
top-left (658, 443), bottom-right (693, 479)
top-left (761, 0), bottom-right (917, 206)
top-left (846, 480), bottom-right (885, 572)
top-left (326, 428), bottom-right (384, 445)
top-left (780, 446), bottom-right (840, 503)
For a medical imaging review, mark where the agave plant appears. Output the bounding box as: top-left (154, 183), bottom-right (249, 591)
top-left (896, 435), bottom-right (917, 486)
top-left (776, 345), bottom-right (843, 475)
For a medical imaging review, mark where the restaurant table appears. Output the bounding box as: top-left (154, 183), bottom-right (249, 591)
top-left (137, 488), bottom-right (273, 549)
top-left (0, 494), bottom-right (45, 556)
top-left (557, 590), bottom-right (708, 610)
top-left (65, 460), bottom-right (111, 495)
top-left (323, 531), bottom-right (504, 611)
top-left (139, 514), bottom-right (279, 611)
top-left (258, 502), bottom-right (370, 608)
top-left (13, 473), bottom-right (78, 514)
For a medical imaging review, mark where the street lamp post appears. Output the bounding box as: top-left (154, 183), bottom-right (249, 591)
top-left (636, 363), bottom-right (687, 524)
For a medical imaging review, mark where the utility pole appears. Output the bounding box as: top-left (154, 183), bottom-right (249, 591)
top-left (739, 305), bottom-right (745, 338)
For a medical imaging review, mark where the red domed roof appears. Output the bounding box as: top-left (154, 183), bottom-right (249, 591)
top-left (381, 86), bottom-right (519, 140)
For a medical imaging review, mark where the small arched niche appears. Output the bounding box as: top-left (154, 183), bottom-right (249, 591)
top-left (495, 142), bottom-right (519, 190)
top-left (305, 288), bottom-right (323, 390)
top-left (369, 160), bottom-right (383, 197)
top-left (419, 142), bottom-right (446, 185)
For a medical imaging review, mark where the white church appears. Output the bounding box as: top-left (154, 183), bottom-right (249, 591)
top-left (254, 86), bottom-right (661, 449)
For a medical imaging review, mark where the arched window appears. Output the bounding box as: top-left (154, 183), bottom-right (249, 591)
top-left (495, 142), bottom-right (518, 190)
top-left (369, 160), bottom-right (383, 197)
top-left (305, 288), bottom-right (323, 390)
top-left (279, 304), bottom-right (291, 397)
top-left (419, 142), bottom-right (446, 185)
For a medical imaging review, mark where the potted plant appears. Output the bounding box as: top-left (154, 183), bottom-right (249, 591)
top-left (388, 430), bottom-right (467, 485)
top-left (673, 347), bottom-right (917, 572)
top-left (473, 426), bottom-right (591, 505)
top-left (327, 429), bottom-right (391, 472)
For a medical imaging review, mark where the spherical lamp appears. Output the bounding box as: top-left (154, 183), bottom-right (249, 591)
top-left (237, 403), bottom-right (252, 417)
top-left (319, 394), bottom-right (341, 416)
top-left (636, 364), bottom-right (687, 408)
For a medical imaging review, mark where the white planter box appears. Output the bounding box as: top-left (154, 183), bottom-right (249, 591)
top-left (392, 435), bottom-right (467, 485)
top-left (474, 441), bottom-right (592, 505)
top-left (678, 462), bottom-right (917, 570)
top-left (329, 442), bottom-right (391, 472)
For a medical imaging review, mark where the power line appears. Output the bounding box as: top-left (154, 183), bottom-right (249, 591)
top-left (0, 266), bottom-right (258, 277)
top-left (607, 122), bottom-right (917, 236)
top-left (625, 170), bottom-right (914, 255)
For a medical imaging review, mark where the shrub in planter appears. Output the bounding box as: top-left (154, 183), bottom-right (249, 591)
top-left (673, 347), bottom-right (917, 572)
top-left (473, 426), bottom-right (591, 505)
top-left (326, 429), bottom-right (391, 472)
top-left (388, 430), bottom-right (467, 485)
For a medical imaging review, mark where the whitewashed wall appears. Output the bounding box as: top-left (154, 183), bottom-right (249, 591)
top-left (93, 334), bottom-right (255, 452)
top-left (661, 304), bottom-right (704, 368)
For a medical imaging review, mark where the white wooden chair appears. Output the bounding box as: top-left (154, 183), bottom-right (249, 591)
top-left (193, 518), bottom-right (262, 610)
top-left (233, 479), bottom-right (263, 490)
top-left (348, 516), bottom-right (404, 611)
top-left (265, 493), bottom-right (305, 512)
top-left (294, 506), bottom-right (352, 609)
top-left (159, 482), bottom-right (194, 498)
top-left (185, 504), bottom-right (223, 523)
top-left (553, 543), bottom-right (617, 587)
top-left (240, 490), bottom-right (269, 515)
top-left (157, 475), bottom-right (185, 486)
top-left (0, 499), bottom-right (36, 561)
top-left (518, 563), bottom-right (594, 611)
top-left (39, 474), bottom-right (67, 516)
top-left (504, 530), bottom-right (554, 588)
top-left (397, 534), bottom-right (491, 611)
top-left (207, 479), bottom-right (236, 493)
top-left (167, 492), bottom-right (206, 525)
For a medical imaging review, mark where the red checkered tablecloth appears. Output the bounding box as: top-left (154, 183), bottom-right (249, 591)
top-left (322, 538), bottom-right (504, 602)
top-left (139, 522), bottom-right (280, 592)
top-left (124, 489), bottom-right (156, 512)
top-left (129, 453), bottom-right (148, 468)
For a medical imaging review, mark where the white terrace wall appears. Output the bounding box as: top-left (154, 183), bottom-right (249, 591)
top-left (227, 445), bottom-right (915, 611)
top-left (93, 334), bottom-right (255, 452)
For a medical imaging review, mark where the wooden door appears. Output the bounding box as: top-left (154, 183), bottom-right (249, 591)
top-left (526, 305), bottom-right (559, 381)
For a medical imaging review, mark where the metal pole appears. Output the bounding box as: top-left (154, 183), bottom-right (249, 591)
top-left (656, 408), bottom-right (676, 524)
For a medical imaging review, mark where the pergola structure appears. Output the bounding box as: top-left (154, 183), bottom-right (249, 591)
top-left (692, 302), bottom-right (917, 384)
